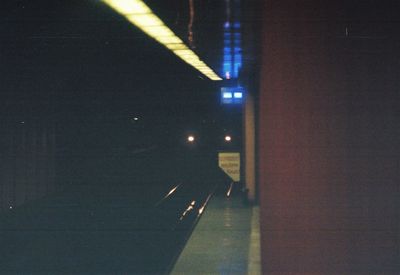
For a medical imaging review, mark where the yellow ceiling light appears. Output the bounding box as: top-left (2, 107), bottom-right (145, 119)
top-left (126, 14), bottom-right (163, 27)
top-left (165, 43), bottom-right (187, 50)
top-left (139, 25), bottom-right (174, 38)
top-left (174, 49), bottom-right (195, 55)
top-left (105, 0), bottom-right (151, 15)
top-left (154, 35), bottom-right (183, 45)
top-left (102, 0), bottom-right (222, 81)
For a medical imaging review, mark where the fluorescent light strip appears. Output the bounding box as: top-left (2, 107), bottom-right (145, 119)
top-left (104, 0), bottom-right (151, 14)
top-left (103, 0), bottom-right (222, 81)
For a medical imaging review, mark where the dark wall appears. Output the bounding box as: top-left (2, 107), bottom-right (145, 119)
top-left (258, 0), bottom-right (399, 273)
top-left (0, 122), bottom-right (56, 211)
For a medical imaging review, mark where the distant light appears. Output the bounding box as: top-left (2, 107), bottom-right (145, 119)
top-left (9, 206), bottom-right (13, 209)
top-left (102, 0), bottom-right (221, 81)
top-left (225, 135), bottom-right (232, 142)
top-left (225, 71), bottom-right (231, 79)
top-left (133, 117), bottom-right (139, 121)
top-left (223, 92), bottom-right (233, 99)
top-left (187, 135), bottom-right (195, 142)
top-left (233, 92), bottom-right (242, 98)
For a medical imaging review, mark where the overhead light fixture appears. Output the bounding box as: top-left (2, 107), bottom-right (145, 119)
top-left (104, 0), bottom-right (151, 14)
top-left (103, 0), bottom-right (222, 81)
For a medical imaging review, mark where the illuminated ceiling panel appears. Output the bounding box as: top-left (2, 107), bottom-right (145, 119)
top-left (102, 0), bottom-right (222, 81)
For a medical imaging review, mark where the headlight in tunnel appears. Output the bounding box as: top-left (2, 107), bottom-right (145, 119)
top-left (224, 135), bottom-right (232, 142)
top-left (187, 135), bottom-right (195, 143)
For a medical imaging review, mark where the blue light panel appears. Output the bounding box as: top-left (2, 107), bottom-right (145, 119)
top-left (223, 92), bottom-right (233, 98)
top-left (233, 92), bottom-right (243, 98)
top-left (221, 87), bottom-right (244, 104)
top-left (221, 21), bottom-right (242, 80)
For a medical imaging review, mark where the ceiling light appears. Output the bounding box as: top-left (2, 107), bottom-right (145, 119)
top-left (104, 0), bottom-right (150, 15)
top-left (102, 0), bottom-right (222, 81)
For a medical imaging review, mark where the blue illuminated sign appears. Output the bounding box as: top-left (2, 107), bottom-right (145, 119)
top-left (223, 92), bottom-right (233, 99)
top-left (221, 87), bottom-right (244, 104)
top-left (222, 21), bottom-right (242, 80)
top-left (233, 92), bottom-right (243, 98)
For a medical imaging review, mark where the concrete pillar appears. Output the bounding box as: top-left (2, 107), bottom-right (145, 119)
top-left (243, 91), bottom-right (256, 203)
top-left (258, 0), bottom-right (400, 273)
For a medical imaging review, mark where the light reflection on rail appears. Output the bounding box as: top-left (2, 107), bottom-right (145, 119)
top-left (155, 184), bottom-right (181, 206)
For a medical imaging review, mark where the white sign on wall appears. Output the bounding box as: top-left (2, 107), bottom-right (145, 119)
top-left (218, 152), bottom-right (240, 182)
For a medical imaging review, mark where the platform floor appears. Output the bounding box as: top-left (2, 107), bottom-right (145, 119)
top-left (171, 194), bottom-right (261, 275)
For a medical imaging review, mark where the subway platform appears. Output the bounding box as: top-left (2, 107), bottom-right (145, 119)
top-left (171, 189), bottom-right (261, 275)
